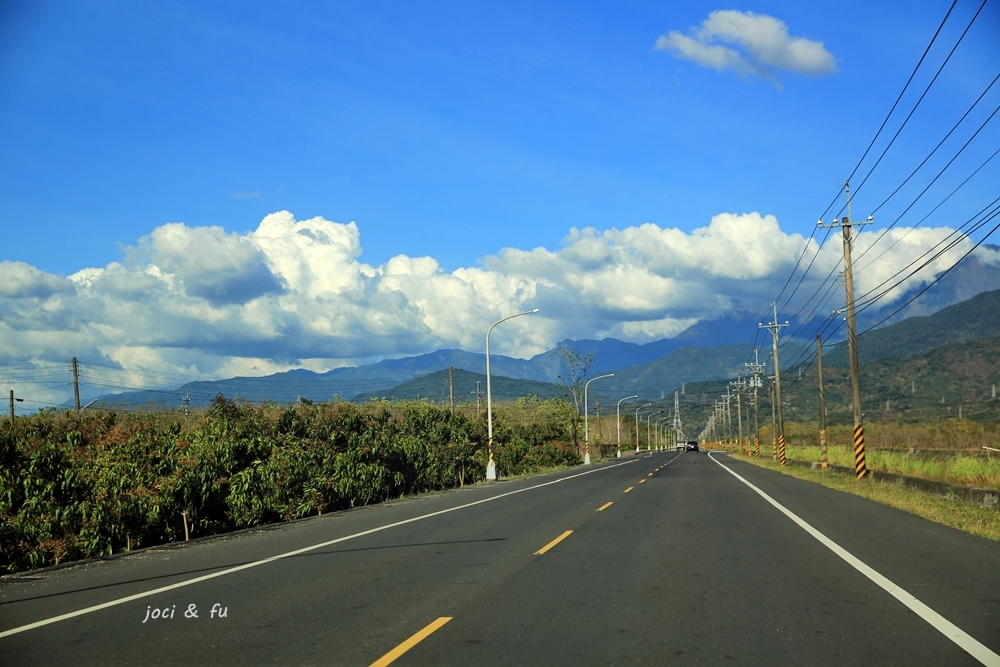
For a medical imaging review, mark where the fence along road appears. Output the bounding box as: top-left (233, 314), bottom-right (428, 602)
top-left (1, 451), bottom-right (998, 665)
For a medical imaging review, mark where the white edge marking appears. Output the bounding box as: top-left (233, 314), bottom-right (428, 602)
top-left (708, 452), bottom-right (1000, 667)
top-left (0, 459), bottom-right (637, 639)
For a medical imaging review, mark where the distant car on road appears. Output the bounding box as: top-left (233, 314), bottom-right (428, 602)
top-left (685, 441), bottom-right (699, 452)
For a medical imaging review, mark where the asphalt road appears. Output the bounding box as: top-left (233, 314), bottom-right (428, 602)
top-left (1, 450), bottom-right (998, 666)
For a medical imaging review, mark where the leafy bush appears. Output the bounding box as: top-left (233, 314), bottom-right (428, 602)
top-left (0, 394), bottom-right (580, 573)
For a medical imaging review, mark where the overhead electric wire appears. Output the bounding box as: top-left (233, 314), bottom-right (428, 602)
top-left (852, 98), bottom-right (1000, 274)
top-left (853, 143), bottom-right (1000, 281)
top-left (856, 207), bottom-right (1000, 335)
top-left (854, 199), bottom-right (1000, 315)
top-left (762, 0), bottom-right (994, 372)
top-left (854, 195), bottom-right (1000, 313)
top-left (779, 198), bottom-right (1000, 376)
top-left (849, 0), bottom-right (980, 203)
top-left (868, 72), bottom-right (1000, 220)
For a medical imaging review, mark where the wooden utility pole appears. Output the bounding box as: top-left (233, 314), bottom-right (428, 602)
top-left (769, 380), bottom-right (778, 460)
top-left (732, 378), bottom-right (744, 454)
top-left (726, 387), bottom-right (736, 452)
top-left (760, 305), bottom-right (788, 465)
top-left (816, 335), bottom-right (828, 469)
top-left (448, 366), bottom-right (455, 414)
top-left (9, 390), bottom-right (23, 425)
top-left (746, 349), bottom-right (765, 458)
top-left (72, 357), bottom-right (81, 413)
top-left (819, 182), bottom-right (872, 479)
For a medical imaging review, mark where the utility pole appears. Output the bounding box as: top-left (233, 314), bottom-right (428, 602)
top-left (819, 181), bottom-right (872, 479)
top-left (724, 389), bottom-right (733, 451)
top-left (448, 366), bottom-right (455, 415)
top-left (760, 305), bottom-right (788, 465)
top-left (732, 378), bottom-right (744, 455)
top-left (769, 379), bottom-right (778, 460)
top-left (9, 390), bottom-right (24, 425)
top-left (746, 350), bottom-right (765, 458)
top-left (72, 357), bottom-right (81, 413)
top-left (816, 335), bottom-right (828, 469)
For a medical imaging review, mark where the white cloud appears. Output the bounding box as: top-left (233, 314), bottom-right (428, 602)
top-left (657, 10), bottom-right (836, 85)
top-left (0, 210), bottom-right (982, 407)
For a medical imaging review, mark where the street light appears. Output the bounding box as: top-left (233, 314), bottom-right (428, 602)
top-left (634, 404), bottom-right (652, 453)
top-left (655, 416), bottom-right (669, 451)
top-left (645, 411), bottom-right (662, 451)
top-left (584, 373), bottom-right (614, 464)
top-left (486, 308), bottom-right (539, 481)
top-left (616, 395), bottom-right (638, 458)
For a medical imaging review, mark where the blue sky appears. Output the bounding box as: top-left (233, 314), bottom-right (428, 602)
top-left (1, 1), bottom-right (999, 407)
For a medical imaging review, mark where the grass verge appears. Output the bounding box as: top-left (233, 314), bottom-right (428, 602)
top-left (733, 454), bottom-right (1000, 542)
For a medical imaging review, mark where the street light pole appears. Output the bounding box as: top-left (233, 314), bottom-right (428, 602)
top-left (616, 395), bottom-right (638, 458)
top-left (486, 308), bottom-right (539, 481)
top-left (634, 404), bottom-right (652, 453)
top-left (646, 411), bottom-right (661, 452)
top-left (584, 373), bottom-right (614, 464)
top-left (655, 416), bottom-right (669, 451)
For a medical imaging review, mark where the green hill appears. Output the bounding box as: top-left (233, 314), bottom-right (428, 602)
top-left (824, 288), bottom-right (1000, 367)
top-left (352, 368), bottom-right (571, 404)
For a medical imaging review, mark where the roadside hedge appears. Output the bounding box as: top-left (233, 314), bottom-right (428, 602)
top-left (0, 395), bottom-right (580, 574)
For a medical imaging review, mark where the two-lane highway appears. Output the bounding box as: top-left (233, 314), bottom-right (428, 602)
top-left (2, 451), bottom-right (998, 665)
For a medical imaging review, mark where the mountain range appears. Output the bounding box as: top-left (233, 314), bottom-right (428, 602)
top-left (89, 248), bottom-right (1000, 413)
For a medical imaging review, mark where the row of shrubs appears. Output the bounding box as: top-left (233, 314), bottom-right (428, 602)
top-left (0, 395), bottom-right (581, 573)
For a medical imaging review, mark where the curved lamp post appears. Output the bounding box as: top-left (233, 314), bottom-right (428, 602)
top-left (634, 403), bottom-right (652, 453)
top-left (583, 373), bottom-right (614, 464)
top-left (655, 416), bottom-right (669, 451)
top-left (616, 395), bottom-right (638, 458)
top-left (645, 411), bottom-right (661, 452)
top-left (486, 308), bottom-right (539, 480)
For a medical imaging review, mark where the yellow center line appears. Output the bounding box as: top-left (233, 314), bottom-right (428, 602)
top-left (535, 530), bottom-right (573, 555)
top-left (624, 486), bottom-right (634, 493)
top-left (647, 473), bottom-right (654, 477)
top-left (597, 501), bottom-right (614, 512)
top-left (639, 479), bottom-right (646, 484)
top-left (370, 616), bottom-right (452, 667)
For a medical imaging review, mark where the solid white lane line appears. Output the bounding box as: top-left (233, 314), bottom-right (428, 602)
top-left (709, 453), bottom-right (1000, 667)
top-left (0, 459), bottom-right (637, 639)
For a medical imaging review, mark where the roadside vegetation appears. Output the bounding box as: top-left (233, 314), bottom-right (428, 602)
top-left (758, 420), bottom-right (1000, 489)
top-left (0, 395), bottom-right (579, 574)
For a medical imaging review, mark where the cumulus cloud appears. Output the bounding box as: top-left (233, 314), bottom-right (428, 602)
top-left (127, 223), bottom-right (286, 306)
top-left (0, 210), bottom-right (981, 407)
top-left (657, 10), bottom-right (836, 85)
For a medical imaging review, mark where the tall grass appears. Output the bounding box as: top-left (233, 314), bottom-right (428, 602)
top-left (751, 419), bottom-right (1000, 489)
